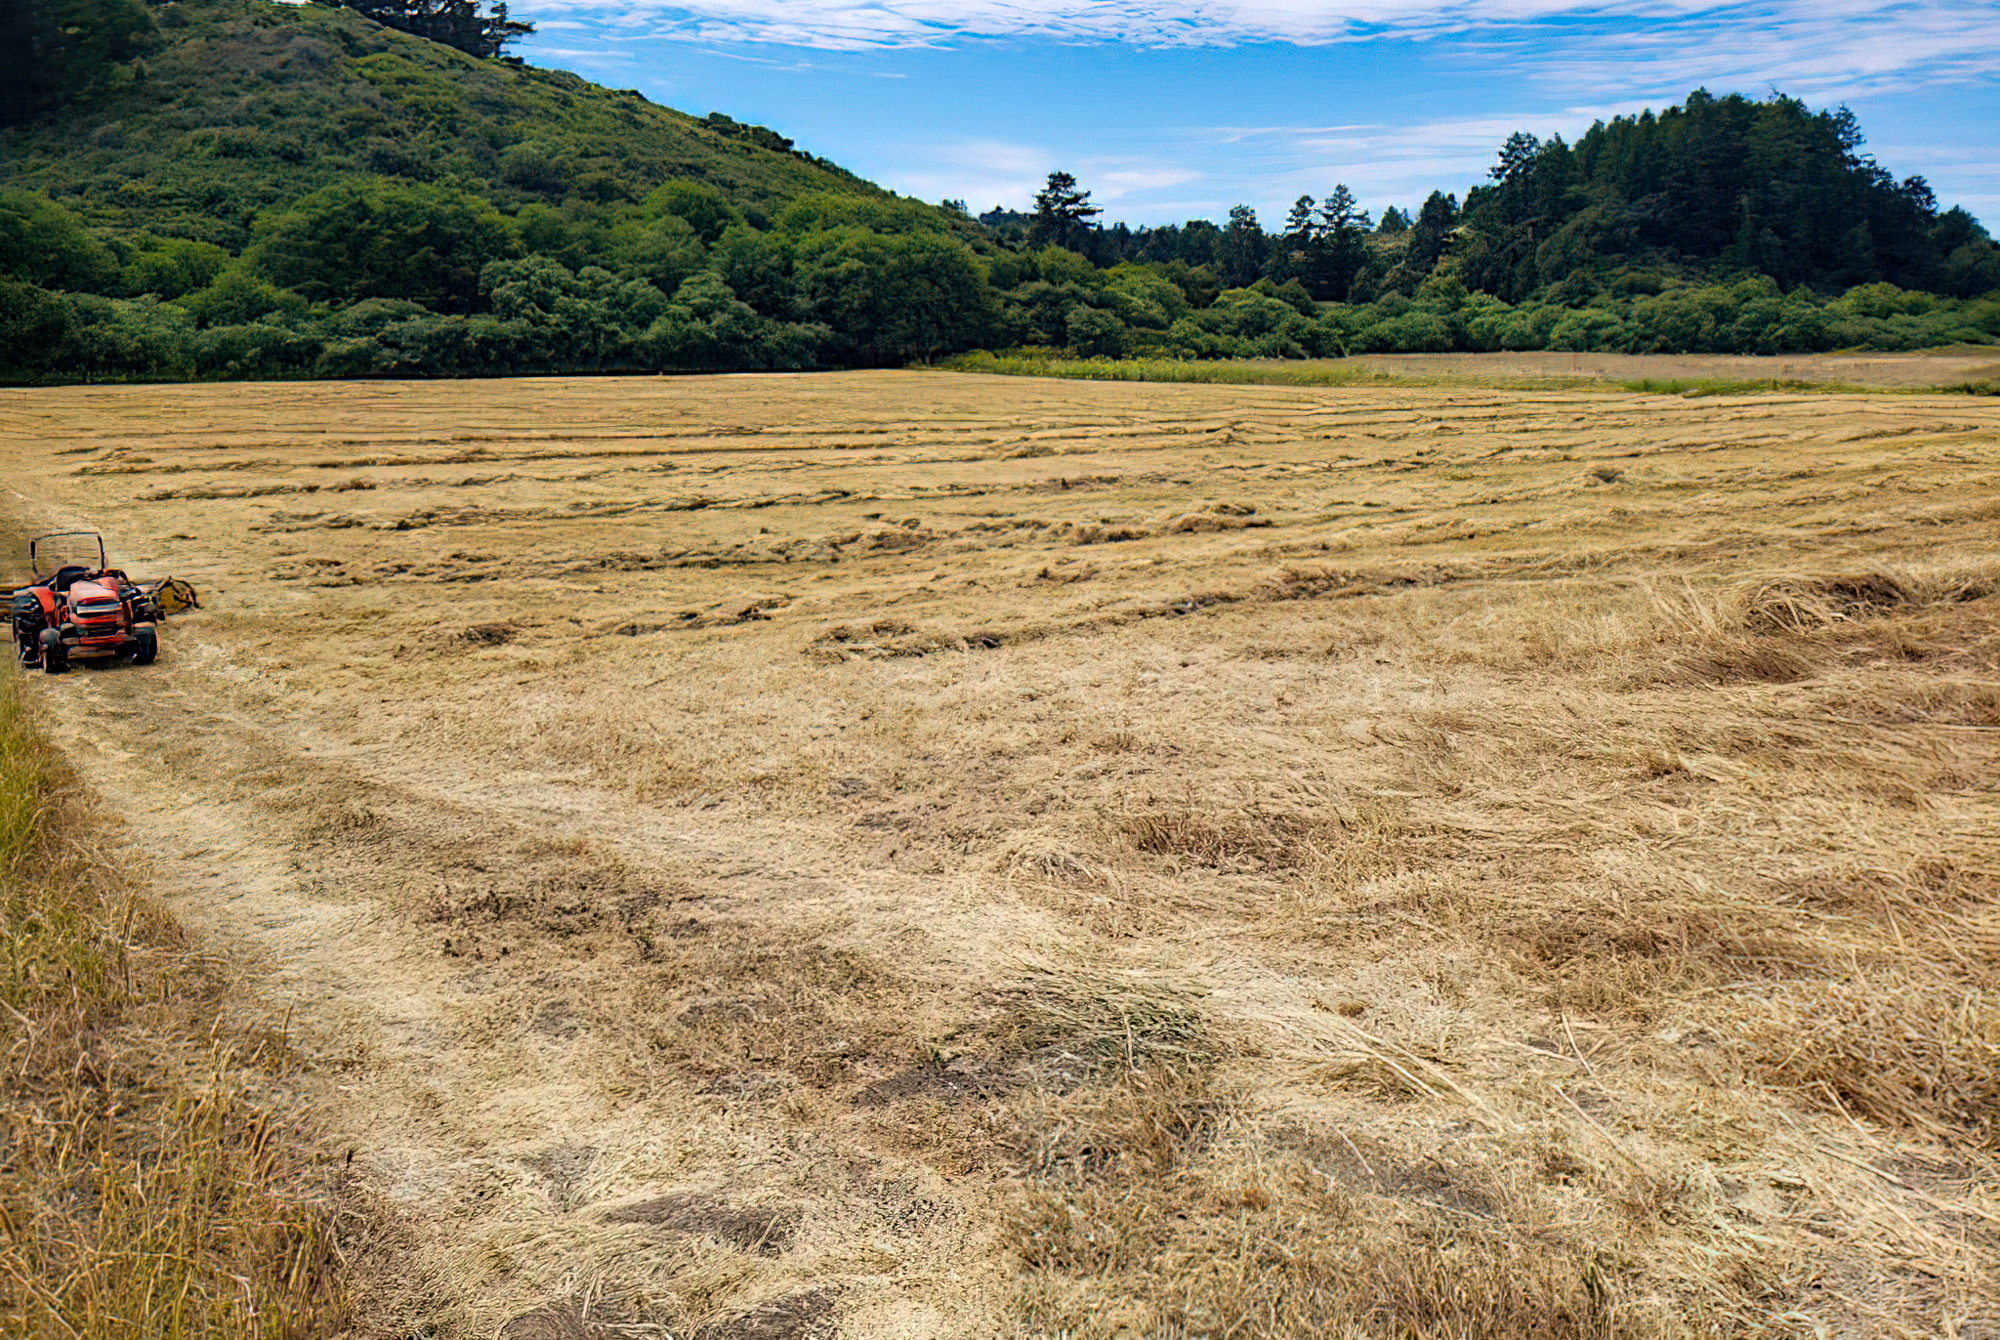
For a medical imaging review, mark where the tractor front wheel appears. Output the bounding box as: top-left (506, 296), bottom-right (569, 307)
top-left (39, 629), bottom-right (66, 674)
top-left (131, 629), bottom-right (158, 666)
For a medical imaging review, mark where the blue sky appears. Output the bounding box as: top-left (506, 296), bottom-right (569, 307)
top-left (517, 0), bottom-right (2000, 232)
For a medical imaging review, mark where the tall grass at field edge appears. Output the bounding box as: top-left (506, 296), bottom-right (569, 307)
top-left (936, 350), bottom-right (1989, 395)
top-left (0, 674), bottom-right (346, 1338)
top-left (936, 350), bottom-right (1388, 388)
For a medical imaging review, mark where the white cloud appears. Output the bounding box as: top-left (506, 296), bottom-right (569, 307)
top-left (525, 0), bottom-right (2000, 102)
top-left (874, 138), bottom-right (1057, 207)
top-left (1086, 165), bottom-right (1205, 199)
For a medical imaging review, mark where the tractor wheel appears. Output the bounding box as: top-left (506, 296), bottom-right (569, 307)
top-left (39, 629), bottom-right (66, 674)
top-left (132, 629), bottom-right (158, 666)
top-left (13, 594), bottom-right (44, 667)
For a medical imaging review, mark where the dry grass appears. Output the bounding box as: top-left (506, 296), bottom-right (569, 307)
top-left (1007, 1064), bottom-right (1643, 1340)
top-left (0, 674), bottom-right (345, 1337)
top-left (2, 365), bottom-right (1998, 1335)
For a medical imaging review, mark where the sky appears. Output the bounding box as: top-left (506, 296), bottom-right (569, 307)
top-left (515, 0), bottom-right (2000, 233)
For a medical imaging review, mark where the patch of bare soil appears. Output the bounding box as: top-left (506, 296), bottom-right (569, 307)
top-left (0, 368), bottom-right (1996, 1337)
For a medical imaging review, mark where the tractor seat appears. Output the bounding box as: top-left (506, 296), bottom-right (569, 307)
top-left (52, 566), bottom-right (90, 594)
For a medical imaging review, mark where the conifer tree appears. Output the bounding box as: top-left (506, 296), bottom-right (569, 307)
top-left (1029, 171), bottom-right (1102, 253)
top-left (333, 0), bottom-right (534, 59)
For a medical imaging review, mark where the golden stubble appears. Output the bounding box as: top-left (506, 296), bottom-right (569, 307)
top-left (0, 360), bottom-right (1994, 1337)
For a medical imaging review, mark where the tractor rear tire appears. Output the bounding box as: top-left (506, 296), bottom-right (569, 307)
top-left (13, 593), bottom-right (44, 668)
top-left (39, 630), bottom-right (66, 674)
top-left (132, 629), bottom-right (158, 666)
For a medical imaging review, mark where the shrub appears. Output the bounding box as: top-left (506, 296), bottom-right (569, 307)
top-left (249, 177), bottom-right (516, 313)
top-left (0, 191), bottom-right (120, 293)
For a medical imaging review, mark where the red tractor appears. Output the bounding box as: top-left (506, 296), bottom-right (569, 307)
top-left (10, 532), bottom-right (197, 674)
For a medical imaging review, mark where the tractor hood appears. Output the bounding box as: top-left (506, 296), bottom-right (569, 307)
top-left (68, 579), bottom-right (121, 606)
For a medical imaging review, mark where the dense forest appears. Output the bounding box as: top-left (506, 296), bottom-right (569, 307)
top-left (3, 0), bottom-right (1997, 382)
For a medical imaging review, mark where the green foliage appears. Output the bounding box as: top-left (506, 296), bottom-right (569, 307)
top-left (1066, 305), bottom-right (1125, 358)
top-left (122, 235), bottom-right (230, 299)
top-left (173, 263), bottom-right (305, 327)
top-left (777, 192), bottom-right (958, 237)
top-left (644, 271), bottom-right (822, 371)
top-left (2, 2), bottom-right (1994, 386)
top-left (646, 179), bottom-right (740, 245)
top-left (1030, 171), bottom-right (1101, 251)
top-left (332, 0), bottom-right (533, 61)
top-left (0, 0), bottom-right (887, 248)
top-left (612, 212), bottom-right (707, 299)
top-left (1456, 90), bottom-right (1997, 301)
top-left (498, 141), bottom-right (567, 196)
top-left (1103, 266), bottom-right (1190, 331)
top-left (792, 228), bottom-right (995, 363)
top-left (0, 191), bottom-right (119, 291)
top-left (482, 255), bottom-right (662, 366)
top-left (0, 281), bottom-right (77, 372)
top-left (249, 177), bottom-right (515, 312)
top-left (1, 0), bottom-right (158, 125)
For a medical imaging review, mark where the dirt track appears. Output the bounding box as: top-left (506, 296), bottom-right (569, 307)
top-left (2, 367), bottom-right (1997, 1337)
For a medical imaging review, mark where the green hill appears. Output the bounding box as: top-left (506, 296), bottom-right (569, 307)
top-left (0, 0), bottom-right (1008, 380)
top-left (2, 0), bottom-right (887, 246)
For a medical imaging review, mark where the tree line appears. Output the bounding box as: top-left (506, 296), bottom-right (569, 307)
top-left (1012, 91), bottom-right (1996, 306)
top-left (3, 72), bottom-right (1997, 383)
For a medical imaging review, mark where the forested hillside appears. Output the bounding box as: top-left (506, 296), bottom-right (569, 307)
top-left (1457, 92), bottom-right (1998, 302)
top-left (2, 0), bottom-right (1997, 382)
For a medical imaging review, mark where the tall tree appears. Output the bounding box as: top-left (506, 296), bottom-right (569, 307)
top-left (1490, 131), bottom-right (1543, 182)
top-left (1029, 171), bottom-right (1102, 253)
top-left (334, 0), bottom-right (534, 59)
top-left (1405, 190), bottom-right (1460, 274)
top-left (1307, 184), bottom-right (1372, 300)
top-left (1219, 204), bottom-right (1267, 288)
top-left (1315, 184), bottom-right (1369, 234)
top-left (1270, 196), bottom-right (1316, 285)
top-left (1284, 195), bottom-right (1317, 240)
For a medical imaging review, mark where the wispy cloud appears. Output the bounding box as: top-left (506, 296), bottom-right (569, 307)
top-left (874, 138), bottom-right (1054, 207)
top-left (527, 0), bottom-right (2000, 100)
top-left (520, 0), bottom-right (2000, 229)
top-left (1186, 107), bottom-right (1647, 207)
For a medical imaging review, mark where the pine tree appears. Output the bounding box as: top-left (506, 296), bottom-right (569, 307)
top-left (1284, 195), bottom-right (1317, 240)
top-left (333, 0), bottom-right (534, 59)
top-left (1219, 204), bottom-right (1267, 288)
top-left (1029, 171), bottom-right (1102, 253)
top-left (1490, 131), bottom-right (1543, 182)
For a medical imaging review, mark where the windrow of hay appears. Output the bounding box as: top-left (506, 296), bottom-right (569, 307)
top-left (0, 675), bottom-right (347, 1338)
top-left (1738, 565), bottom-right (2000, 634)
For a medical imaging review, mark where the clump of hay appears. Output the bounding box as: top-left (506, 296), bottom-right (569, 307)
top-left (1731, 975), bottom-right (2000, 1145)
top-left (1743, 573), bottom-right (1915, 632)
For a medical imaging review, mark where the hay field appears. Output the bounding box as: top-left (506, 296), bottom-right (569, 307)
top-left (1, 364), bottom-right (1997, 1338)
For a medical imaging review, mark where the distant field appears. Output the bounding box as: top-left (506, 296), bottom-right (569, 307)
top-left (1348, 344), bottom-right (2000, 389)
top-left (1, 370), bottom-right (1996, 1337)
top-left (950, 344), bottom-right (2000, 394)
